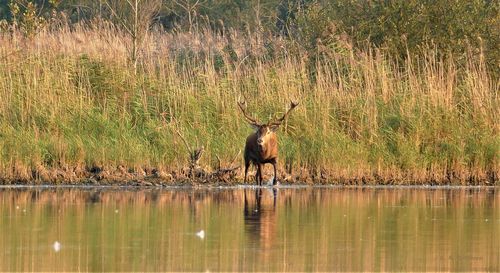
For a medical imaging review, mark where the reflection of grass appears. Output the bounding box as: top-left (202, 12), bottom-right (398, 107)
top-left (0, 25), bottom-right (498, 184)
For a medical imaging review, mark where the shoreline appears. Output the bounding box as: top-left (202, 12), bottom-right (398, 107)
top-left (0, 165), bottom-right (497, 187)
top-left (0, 184), bottom-right (497, 190)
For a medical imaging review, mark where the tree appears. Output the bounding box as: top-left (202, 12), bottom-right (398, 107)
top-left (104, 0), bottom-right (161, 72)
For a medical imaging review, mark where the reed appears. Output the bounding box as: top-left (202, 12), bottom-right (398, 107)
top-left (0, 22), bottom-right (497, 184)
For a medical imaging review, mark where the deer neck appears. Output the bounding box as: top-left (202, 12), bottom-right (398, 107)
top-left (257, 135), bottom-right (276, 159)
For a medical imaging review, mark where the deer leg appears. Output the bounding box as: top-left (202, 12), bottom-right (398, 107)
top-left (258, 164), bottom-right (264, 186)
top-left (244, 159), bottom-right (250, 184)
top-left (272, 160), bottom-right (278, 185)
top-left (243, 189), bottom-right (249, 216)
top-left (256, 188), bottom-right (262, 210)
top-left (255, 164), bottom-right (260, 185)
top-left (272, 188), bottom-right (277, 207)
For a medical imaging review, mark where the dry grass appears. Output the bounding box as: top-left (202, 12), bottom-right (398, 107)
top-left (0, 22), bottom-right (498, 184)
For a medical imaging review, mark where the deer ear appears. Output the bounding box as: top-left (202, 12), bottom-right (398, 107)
top-left (250, 124), bottom-right (260, 131)
top-left (270, 125), bottom-right (280, 132)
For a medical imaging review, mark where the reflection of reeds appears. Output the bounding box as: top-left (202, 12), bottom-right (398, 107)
top-left (0, 188), bottom-right (497, 271)
top-left (1, 187), bottom-right (497, 211)
top-left (0, 23), bottom-right (498, 184)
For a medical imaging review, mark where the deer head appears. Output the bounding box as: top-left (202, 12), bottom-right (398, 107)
top-left (237, 100), bottom-right (299, 148)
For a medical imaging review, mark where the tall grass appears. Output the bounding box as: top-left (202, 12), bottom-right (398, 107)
top-left (0, 23), bottom-right (498, 184)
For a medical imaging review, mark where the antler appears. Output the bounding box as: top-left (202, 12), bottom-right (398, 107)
top-left (268, 101), bottom-right (299, 126)
top-left (237, 99), bottom-right (261, 126)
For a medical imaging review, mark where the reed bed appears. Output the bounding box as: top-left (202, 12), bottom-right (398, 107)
top-left (0, 23), bottom-right (498, 185)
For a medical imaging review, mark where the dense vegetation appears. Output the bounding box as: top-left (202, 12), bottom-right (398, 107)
top-left (0, 1), bottom-right (498, 184)
top-left (1, 0), bottom-right (498, 70)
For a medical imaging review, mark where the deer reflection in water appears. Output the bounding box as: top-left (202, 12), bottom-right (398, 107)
top-left (243, 188), bottom-right (278, 261)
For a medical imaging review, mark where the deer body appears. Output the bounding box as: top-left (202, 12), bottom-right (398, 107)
top-left (238, 100), bottom-right (298, 185)
top-left (244, 129), bottom-right (278, 185)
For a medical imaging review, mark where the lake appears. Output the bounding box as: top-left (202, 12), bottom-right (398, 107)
top-left (0, 186), bottom-right (498, 272)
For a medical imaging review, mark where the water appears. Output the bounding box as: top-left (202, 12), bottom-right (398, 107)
top-left (0, 186), bottom-right (498, 272)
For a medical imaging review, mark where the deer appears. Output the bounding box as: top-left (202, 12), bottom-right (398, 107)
top-left (237, 99), bottom-right (299, 185)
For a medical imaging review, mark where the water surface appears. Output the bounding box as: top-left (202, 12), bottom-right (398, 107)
top-left (0, 186), bottom-right (498, 272)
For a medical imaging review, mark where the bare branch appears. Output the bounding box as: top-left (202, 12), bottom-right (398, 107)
top-left (103, 0), bottom-right (161, 71)
top-left (215, 155), bottom-right (222, 170)
top-left (190, 146), bottom-right (204, 167)
top-left (103, 1), bottom-right (134, 36)
top-left (173, 0), bottom-right (188, 10)
top-left (170, 118), bottom-right (192, 153)
top-left (229, 150), bottom-right (241, 167)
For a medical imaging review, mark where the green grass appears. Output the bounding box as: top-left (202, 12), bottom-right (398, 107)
top-left (0, 25), bottom-right (498, 184)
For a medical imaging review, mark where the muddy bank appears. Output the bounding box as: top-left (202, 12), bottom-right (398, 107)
top-left (0, 164), bottom-right (497, 186)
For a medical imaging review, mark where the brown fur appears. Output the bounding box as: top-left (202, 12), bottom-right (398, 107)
top-left (238, 100), bottom-right (298, 185)
top-left (244, 126), bottom-right (279, 185)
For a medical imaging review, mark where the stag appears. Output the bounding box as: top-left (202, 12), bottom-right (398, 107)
top-left (238, 100), bottom-right (299, 185)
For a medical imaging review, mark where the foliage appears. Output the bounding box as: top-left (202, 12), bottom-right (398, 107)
top-left (0, 23), bottom-right (497, 184)
top-left (0, 1), bottom-right (498, 184)
top-left (0, 0), bottom-right (497, 72)
top-left (324, 0), bottom-right (499, 70)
